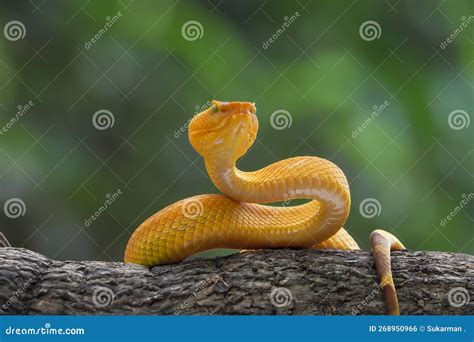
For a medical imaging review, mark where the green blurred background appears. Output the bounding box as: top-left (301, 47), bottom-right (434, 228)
top-left (0, 0), bottom-right (472, 262)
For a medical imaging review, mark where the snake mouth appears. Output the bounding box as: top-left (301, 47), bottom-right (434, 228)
top-left (211, 100), bottom-right (256, 115)
top-left (190, 101), bottom-right (257, 137)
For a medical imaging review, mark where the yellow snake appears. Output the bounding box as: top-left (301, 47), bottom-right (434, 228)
top-left (124, 100), bottom-right (405, 315)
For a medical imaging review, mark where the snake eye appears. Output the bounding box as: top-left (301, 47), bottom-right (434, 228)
top-left (211, 104), bottom-right (218, 113)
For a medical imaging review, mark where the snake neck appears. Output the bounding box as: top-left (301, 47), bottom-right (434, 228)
top-left (204, 154), bottom-right (351, 243)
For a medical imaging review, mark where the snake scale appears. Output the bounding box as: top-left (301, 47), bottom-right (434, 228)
top-left (125, 100), bottom-right (405, 315)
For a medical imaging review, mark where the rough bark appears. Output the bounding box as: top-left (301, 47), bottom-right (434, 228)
top-left (0, 247), bottom-right (472, 315)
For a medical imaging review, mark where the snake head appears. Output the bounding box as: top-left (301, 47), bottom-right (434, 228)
top-left (189, 100), bottom-right (259, 160)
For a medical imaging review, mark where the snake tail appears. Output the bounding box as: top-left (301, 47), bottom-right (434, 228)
top-left (370, 229), bottom-right (406, 315)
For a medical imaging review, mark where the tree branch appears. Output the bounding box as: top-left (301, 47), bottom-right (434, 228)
top-left (0, 247), bottom-right (472, 315)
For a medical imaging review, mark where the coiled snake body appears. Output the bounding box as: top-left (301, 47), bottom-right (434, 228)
top-left (125, 101), bottom-right (405, 315)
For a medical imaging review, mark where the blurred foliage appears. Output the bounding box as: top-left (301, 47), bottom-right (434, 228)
top-left (0, 0), bottom-right (472, 261)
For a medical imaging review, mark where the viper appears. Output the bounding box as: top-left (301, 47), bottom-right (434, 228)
top-left (124, 100), bottom-right (405, 315)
